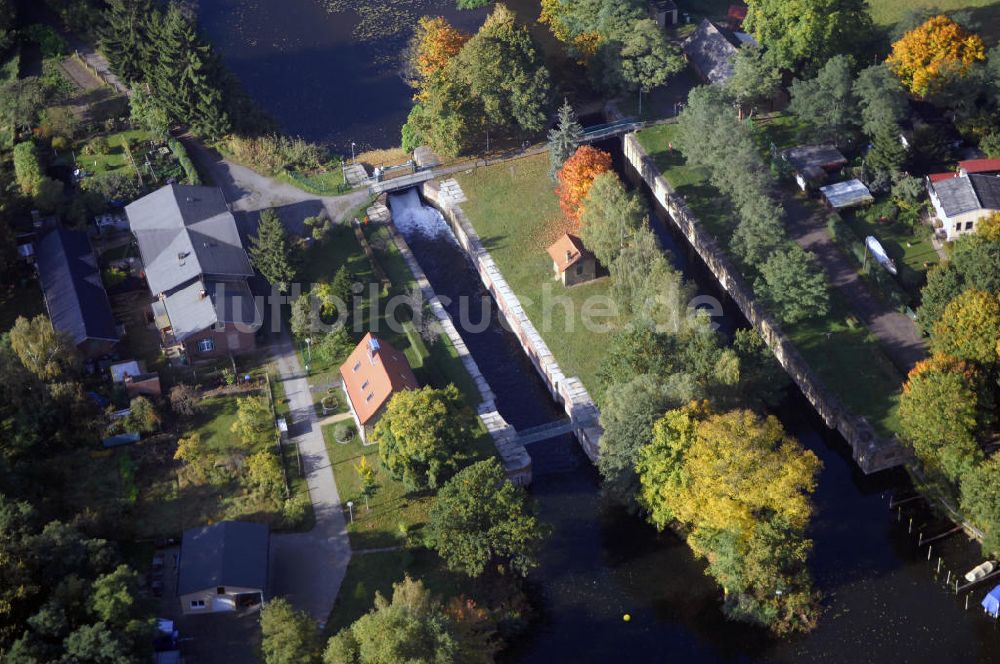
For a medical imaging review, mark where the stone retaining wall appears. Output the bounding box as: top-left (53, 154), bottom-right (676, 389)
top-left (622, 133), bottom-right (906, 474)
top-left (384, 219), bottom-right (534, 485)
top-left (421, 179), bottom-right (603, 463)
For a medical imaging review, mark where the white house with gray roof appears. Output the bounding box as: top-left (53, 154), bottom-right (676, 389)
top-left (177, 521), bottom-right (269, 614)
top-left (927, 174), bottom-right (1000, 241)
top-left (126, 184), bottom-right (260, 361)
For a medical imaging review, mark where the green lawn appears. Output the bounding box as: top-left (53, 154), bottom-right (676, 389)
top-left (300, 217), bottom-right (482, 405)
top-left (784, 295), bottom-right (903, 439)
top-left (839, 203), bottom-right (940, 302)
top-left (322, 421), bottom-right (496, 550)
top-left (73, 129), bottom-right (152, 175)
top-left (454, 153), bottom-right (621, 395)
top-left (637, 124), bottom-right (737, 240)
top-left (635, 125), bottom-right (906, 437)
top-left (870, 0), bottom-right (1000, 41)
top-left (278, 164), bottom-right (347, 196)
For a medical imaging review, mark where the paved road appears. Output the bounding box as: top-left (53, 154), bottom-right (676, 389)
top-left (270, 335), bottom-right (352, 622)
top-left (783, 194), bottom-right (927, 373)
top-left (179, 135), bottom-right (371, 223)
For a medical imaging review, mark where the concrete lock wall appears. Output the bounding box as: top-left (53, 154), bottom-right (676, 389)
top-left (383, 214), bottom-right (535, 485)
top-left (421, 180), bottom-right (604, 466)
top-left (621, 133), bottom-right (907, 474)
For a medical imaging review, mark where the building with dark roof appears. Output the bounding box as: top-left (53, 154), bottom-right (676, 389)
top-left (178, 521), bottom-right (269, 614)
top-left (126, 184), bottom-right (259, 362)
top-left (781, 144), bottom-right (848, 190)
top-left (683, 19), bottom-right (739, 84)
top-left (648, 0), bottom-right (678, 27)
top-left (340, 333), bottom-right (419, 442)
top-left (928, 174), bottom-right (1000, 240)
top-left (35, 228), bottom-right (118, 358)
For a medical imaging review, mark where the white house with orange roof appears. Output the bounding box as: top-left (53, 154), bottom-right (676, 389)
top-left (339, 333), bottom-right (419, 443)
top-left (546, 233), bottom-right (597, 287)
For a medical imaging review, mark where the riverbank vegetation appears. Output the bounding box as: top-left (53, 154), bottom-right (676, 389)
top-left (402, 5), bottom-right (551, 157)
top-left (903, 218), bottom-right (1000, 553)
top-left (456, 146), bottom-right (820, 632)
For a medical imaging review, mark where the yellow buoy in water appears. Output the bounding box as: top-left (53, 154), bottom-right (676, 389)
top-left (623, 614), bottom-right (631, 622)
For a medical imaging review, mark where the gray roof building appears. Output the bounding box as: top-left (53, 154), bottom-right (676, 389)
top-left (178, 521), bottom-right (270, 596)
top-left (35, 228), bottom-right (118, 352)
top-left (683, 19), bottom-right (739, 84)
top-left (932, 174), bottom-right (1000, 217)
top-left (125, 184), bottom-right (253, 295)
top-left (154, 278), bottom-right (259, 342)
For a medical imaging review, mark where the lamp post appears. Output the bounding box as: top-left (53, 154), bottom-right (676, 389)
top-left (346, 501), bottom-right (354, 524)
top-left (351, 142), bottom-right (356, 165)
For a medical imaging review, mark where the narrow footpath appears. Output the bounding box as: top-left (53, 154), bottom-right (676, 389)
top-left (269, 334), bottom-right (351, 623)
top-left (783, 194), bottom-right (927, 373)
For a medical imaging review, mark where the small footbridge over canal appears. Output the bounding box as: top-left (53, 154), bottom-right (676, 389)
top-left (514, 418), bottom-right (579, 446)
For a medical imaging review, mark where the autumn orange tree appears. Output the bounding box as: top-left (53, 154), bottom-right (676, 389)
top-left (886, 15), bottom-right (986, 97)
top-left (409, 16), bottom-right (470, 97)
top-left (555, 145), bottom-right (612, 227)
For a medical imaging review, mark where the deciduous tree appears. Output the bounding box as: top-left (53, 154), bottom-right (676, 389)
top-left (789, 55), bottom-right (860, 147)
top-left (887, 15), bottom-right (986, 97)
top-left (579, 171), bottom-right (646, 266)
top-left (373, 385), bottom-right (476, 490)
top-left (728, 44), bottom-right (782, 113)
top-left (427, 458), bottom-right (545, 577)
top-left (9, 315), bottom-right (78, 381)
top-left (408, 16), bottom-right (469, 83)
top-left (324, 576), bottom-right (497, 664)
top-left (598, 374), bottom-right (684, 509)
top-left (931, 289), bottom-right (1000, 366)
top-left (618, 18), bottom-right (684, 96)
top-left (261, 597), bottom-right (322, 664)
top-left (754, 247), bottom-right (829, 323)
top-left (556, 145), bottom-right (613, 226)
top-left (899, 354), bottom-right (983, 481)
top-left (744, 0), bottom-right (873, 72)
top-left (960, 456), bottom-right (1000, 555)
top-left (231, 395), bottom-right (273, 449)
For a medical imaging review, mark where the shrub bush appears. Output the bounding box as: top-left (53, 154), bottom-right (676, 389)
top-left (223, 134), bottom-right (325, 175)
top-left (83, 136), bottom-right (111, 156)
top-left (167, 138), bottom-right (201, 185)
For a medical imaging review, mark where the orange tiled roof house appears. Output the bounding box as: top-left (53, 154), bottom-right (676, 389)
top-left (546, 233), bottom-right (597, 287)
top-left (339, 333), bottom-right (419, 443)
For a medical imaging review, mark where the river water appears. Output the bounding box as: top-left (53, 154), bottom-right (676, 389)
top-left (200, 2), bottom-right (999, 660)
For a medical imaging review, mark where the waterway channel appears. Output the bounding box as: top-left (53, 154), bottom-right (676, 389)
top-left (198, 2), bottom-right (999, 660)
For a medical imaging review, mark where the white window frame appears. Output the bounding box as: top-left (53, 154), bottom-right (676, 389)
top-left (197, 338), bottom-right (215, 353)
top-left (190, 599), bottom-right (206, 609)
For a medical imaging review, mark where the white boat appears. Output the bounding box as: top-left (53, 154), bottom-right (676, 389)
top-left (865, 236), bottom-right (897, 275)
top-left (965, 561), bottom-right (996, 583)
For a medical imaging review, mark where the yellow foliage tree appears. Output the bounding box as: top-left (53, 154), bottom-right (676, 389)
top-left (887, 15), bottom-right (986, 97)
top-left (677, 410), bottom-right (821, 544)
top-left (931, 289), bottom-right (1000, 366)
top-left (978, 211), bottom-right (1000, 242)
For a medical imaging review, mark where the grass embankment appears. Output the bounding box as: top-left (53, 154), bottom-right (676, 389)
top-left (300, 217), bottom-right (480, 404)
top-left (454, 153), bottom-right (620, 394)
top-left (869, 0), bottom-right (1000, 41)
top-left (637, 123), bottom-right (905, 438)
top-left (276, 165), bottom-right (347, 196)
